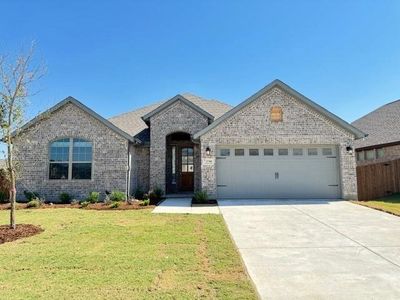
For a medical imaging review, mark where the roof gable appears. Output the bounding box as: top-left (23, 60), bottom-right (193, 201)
top-left (15, 96), bottom-right (137, 143)
top-left (141, 94), bottom-right (214, 123)
top-left (194, 79), bottom-right (366, 139)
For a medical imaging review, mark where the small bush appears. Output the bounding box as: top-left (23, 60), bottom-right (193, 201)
top-left (139, 199), bottom-right (150, 206)
top-left (87, 191), bottom-right (100, 203)
top-left (26, 199), bottom-right (41, 208)
top-left (193, 191), bottom-right (209, 203)
top-left (153, 186), bottom-right (164, 200)
top-left (71, 199), bottom-right (79, 205)
top-left (0, 191), bottom-right (8, 203)
top-left (110, 191), bottom-right (126, 202)
top-left (80, 201), bottom-right (90, 208)
top-left (110, 201), bottom-right (120, 209)
top-left (59, 192), bottom-right (72, 204)
top-left (133, 187), bottom-right (144, 200)
top-left (24, 190), bottom-right (40, 202)
top-left (148, 186), bottom-right (164, 205)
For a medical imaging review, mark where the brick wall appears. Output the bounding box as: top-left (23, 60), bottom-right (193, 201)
top-left (200, 86), bottom-right (358, 199)
top-left (14, 102), bottom-right (129, 201)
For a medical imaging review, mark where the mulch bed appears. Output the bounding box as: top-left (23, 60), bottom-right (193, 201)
top-left (0, 202), bottom-right (154, 211)
top-left (191, 198), bottom-right (218, 207)
top-left (0, 224), bottom-right (43, 244)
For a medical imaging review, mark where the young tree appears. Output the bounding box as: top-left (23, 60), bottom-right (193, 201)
top-left (0, 43), bottom-right (45, 229)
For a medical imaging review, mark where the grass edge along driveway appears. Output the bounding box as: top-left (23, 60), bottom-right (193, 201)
top-left (0, 208), bottom-right (257, 299)
top-left (352, 193), bottom-right (400, 217)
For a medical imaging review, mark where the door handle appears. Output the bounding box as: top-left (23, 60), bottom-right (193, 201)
top-left (275, 172), bottom-right (279, 179)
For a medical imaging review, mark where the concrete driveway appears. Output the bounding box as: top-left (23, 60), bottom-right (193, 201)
top-left (218, 199), bottom-right (400, 300)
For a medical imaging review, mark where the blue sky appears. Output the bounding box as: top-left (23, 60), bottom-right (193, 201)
top-left (1, 0), bottom-right (399, 123)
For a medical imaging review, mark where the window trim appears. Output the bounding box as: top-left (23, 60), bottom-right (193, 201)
top-left (48, 137), bottom-right (93, 181)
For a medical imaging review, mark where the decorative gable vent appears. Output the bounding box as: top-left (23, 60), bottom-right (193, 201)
top-left (270, 106), bottom-right (283, 122)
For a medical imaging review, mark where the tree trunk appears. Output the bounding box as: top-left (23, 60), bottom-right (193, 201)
top-left (7, 135), bottom-right (16, 229)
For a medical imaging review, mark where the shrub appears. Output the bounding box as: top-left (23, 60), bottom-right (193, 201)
top-left (87, 191), bottom-right (100, 203)
top-left (133, 187), bottom-right (144, 200)
top-left (110, 191), bottom-right (126, 202)
top-left (24, 190), bottom-right (40, 202)
top-left (26, 199), bottom-right (41, 208)
top-left (0, 191), bottom-right (8, 204)
top-left (148, 186), bottom-right (164, 205)
top-left (139, 199), bottom-right (150, 206)
top-left (153, 186), bottom-right (164, 200)
top-left (80, 201), bottom-right (90, 208)
top-left (59, 192), bottom-right (72, 204)
top-left (71, 199), bottom-right (79, 205)
top-left (193, 191), bottom-right (209, 203)
top-left (110, 201), bottom-right (120, 209)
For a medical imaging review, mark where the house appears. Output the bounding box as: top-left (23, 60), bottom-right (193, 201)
top-left (352, 99), bottom-right (400, 165)
top-left (13, 80), bottom-right (365, 201)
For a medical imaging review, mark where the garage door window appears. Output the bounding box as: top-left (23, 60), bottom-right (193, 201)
top-left (249, 149), bottom-right (259, 156)
top-left (235, 149), bottom-right (245, 156)
top-left (264, 149), bottom-right (274, 156)
top-left (278, 149), bottom-right (288, 156)
top-left (220, 149), bottom-right (230, 156)
top-left (293, 148), bottom-right (303, 156)
top-left (308, 148), bottom-right (318, 156)
top-left (322, 148), bottom-right (333, 156)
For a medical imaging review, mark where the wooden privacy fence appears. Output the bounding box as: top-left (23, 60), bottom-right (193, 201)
top-left (357, 158), bottom-right (400, 200)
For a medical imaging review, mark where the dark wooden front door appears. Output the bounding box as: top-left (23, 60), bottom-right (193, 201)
top-left (180, 147), bottom-right (194, 191)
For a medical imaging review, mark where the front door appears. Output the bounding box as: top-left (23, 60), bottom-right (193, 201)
top-left (180, 147), bottom-right (194, 191)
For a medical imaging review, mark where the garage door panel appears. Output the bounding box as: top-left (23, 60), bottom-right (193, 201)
top-left (216, 146), bottom-right (340, 199)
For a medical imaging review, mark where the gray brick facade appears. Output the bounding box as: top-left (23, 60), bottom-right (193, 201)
top-left (14, 102), bottom-right (129, 201)
top-left (149, 100), bottom-right (208, 191)
top-left (199, 86), bottom-right (358, 199)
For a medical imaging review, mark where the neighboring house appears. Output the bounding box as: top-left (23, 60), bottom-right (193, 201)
top-left (13, 80), bottom-right (365, 201)
top-left (352, 100), bottom-right (400, 165)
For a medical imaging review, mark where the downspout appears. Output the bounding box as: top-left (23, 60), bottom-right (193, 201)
top-left (126, 141), bottom-right (132, 199)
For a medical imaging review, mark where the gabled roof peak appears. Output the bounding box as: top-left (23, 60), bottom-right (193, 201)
top-left (141, 94), bottom-right (214, 123)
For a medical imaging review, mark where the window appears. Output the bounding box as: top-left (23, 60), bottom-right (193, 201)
top-left (172, 146), bottom-right (176, 184)
top-left (220, 149), bottom-right (230, 156)
top-left (322, 148), bottom-right (333, 156)
top-left (264, 149), bottom-right (274, 156)
top-left (49, 138), bottom-right (92, 180)
top-left (308, 148), bottom-right (318, 156)
top-left (357, 151), bottom-right (364, 161)
top-left (377, 148), bottom-right (384, 158)
top-left (235, 149), bottom-right (245, 156)
top-left (278, 149), bottom-right (288, 156)
top-left (182, 147), bottom-right (194, 173)
top-left (270, 106), bottom-right (283, 122)
top-left (249, 149), bottom-right (259, 156)
top-left (365, 150), bottom-right (375, 160)
top-left (293, 148), bottom-right (303, 156)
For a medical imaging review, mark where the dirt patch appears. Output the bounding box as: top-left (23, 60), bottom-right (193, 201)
top-left (0, 224), bottom-right (43, 244)
top-left (0, 202), bottom-right (154, 211)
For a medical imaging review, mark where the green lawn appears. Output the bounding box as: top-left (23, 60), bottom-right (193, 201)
top-left (352, 193), bottom-right (400, 216)
top-left (0, 209), bottom-right (256, 299)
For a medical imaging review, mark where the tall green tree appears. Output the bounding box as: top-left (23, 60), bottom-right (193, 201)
top-left (0, 43), bottom-right (45, 229)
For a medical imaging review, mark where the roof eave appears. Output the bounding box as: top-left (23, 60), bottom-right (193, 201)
top-left (141, 94), bottom-right (214, 123)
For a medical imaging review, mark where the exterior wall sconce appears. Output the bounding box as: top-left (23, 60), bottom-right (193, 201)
top-left (206, 147), bottom-right (211, 156)
top-left (346, 146), bottom-right (353, 154)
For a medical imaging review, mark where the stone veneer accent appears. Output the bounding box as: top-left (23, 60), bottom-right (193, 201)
top-left (149, 100), bottom-right (208, 191)
top-left (14, 102), bottom-right (129, 201)
top-left (200, 86), bottom-right (358, 199)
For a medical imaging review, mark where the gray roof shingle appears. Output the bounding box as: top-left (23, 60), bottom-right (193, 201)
top-left (352, 99), bottom-right (400, 149)
top-left (108, 93), bottom-right (232, 143)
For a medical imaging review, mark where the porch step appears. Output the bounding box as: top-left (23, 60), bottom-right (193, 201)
top-left (165, 193), bottom-right (194, 199)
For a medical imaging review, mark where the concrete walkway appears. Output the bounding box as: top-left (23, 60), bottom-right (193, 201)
top-left (219, 199), bottom-right (400, 300)
top-left (152, 198), bottom-right (220, 214)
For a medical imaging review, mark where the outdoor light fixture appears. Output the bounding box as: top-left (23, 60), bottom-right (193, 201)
top-left (346, 146), bottom-right (353, 154)
top-left (206, 147), bottom-right (211, 156)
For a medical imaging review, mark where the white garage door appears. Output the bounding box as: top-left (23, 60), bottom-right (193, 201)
top-left (216, 145), bottom-right (340, 199)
